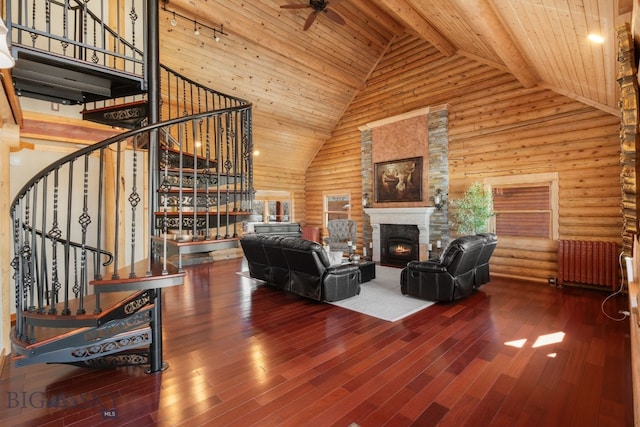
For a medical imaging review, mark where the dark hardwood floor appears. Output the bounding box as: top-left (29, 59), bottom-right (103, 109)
top-left (0, 258), bottom-right (633, 426)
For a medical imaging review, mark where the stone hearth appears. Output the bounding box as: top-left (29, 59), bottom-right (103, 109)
top-left (364, 207), bottom-right (435, 263)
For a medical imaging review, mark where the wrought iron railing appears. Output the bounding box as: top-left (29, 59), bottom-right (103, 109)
top-left (11, 106), bottom-right (253, 342)
top-left (8, 1), bottom-right (254, 357)
top-left (8, 0), bottom-right (146, 82)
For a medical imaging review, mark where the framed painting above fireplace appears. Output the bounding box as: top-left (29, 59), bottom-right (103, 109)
top-left (374, 156), bottom-right (423, 202)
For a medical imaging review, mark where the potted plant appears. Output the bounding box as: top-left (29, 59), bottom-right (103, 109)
top-left (450, 182), bottom-right (494, 235)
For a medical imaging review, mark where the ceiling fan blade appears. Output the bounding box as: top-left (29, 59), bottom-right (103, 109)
top-left (304, 11), bottom-right (319, 30)
top-left (280, 4), bottom-right (311, 9)
top-left (324, 8), bottom-right (346, 25)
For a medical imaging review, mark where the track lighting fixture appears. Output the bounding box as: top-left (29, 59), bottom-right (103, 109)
top-left (162, 1), bottom-right (227, 41)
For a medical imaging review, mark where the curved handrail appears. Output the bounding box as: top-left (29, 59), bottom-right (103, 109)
top-left (22, 224), bottom-right (114, 267)
top-left (11, 104), bottom-right (250, 212)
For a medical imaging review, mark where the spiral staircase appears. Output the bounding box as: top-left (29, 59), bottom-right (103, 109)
top-left (6, 0), bottom-right (253, 370)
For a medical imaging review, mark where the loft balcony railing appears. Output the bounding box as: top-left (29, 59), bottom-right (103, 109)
top-left (7, 0), bottom-right (147, 104)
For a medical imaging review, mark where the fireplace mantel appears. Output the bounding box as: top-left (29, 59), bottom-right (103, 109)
top-left (365, 207), bottom-right (436, 263)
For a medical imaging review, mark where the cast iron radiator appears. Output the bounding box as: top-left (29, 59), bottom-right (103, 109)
top-left (557, 240), bottom-right (619, 290)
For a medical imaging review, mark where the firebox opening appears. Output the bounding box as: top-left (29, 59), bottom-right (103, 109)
top-left (380, 224), bottom-right (419, 268)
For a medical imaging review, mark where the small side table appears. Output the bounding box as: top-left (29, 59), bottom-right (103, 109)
top-left (353, 260), bottom-right (376, 283)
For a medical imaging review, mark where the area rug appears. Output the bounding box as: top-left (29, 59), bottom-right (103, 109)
top-left (237, 265), bottom-right (435, 322)
top-left (329, 265), bottom-right (435, 322)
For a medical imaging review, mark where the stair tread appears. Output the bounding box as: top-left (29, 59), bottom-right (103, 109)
top-left (12, 290), bottom-right (152, 352)
top-left (151, 235), bottom-right (240, 247)
top-left (164, 147), bottom-right (218, 163)
top-left (165, 168), bottom-right (240, 173)
top-left (81, 99), bottom-right (148, 114)
top-left (154, 211), bottom-right (251, 216)
top-left (90, 258), bottom-right (184, 286)
top-left (21, 290), bottom-right (140, 321)
top-left (158, 188), bottom-right (244, 193)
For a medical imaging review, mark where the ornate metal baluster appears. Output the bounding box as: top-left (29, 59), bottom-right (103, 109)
top-left (95, 148), bottom-right (104, 280)
top-left (160, 130), bottom-right (172, 273)
top-left (215, 115), bottom-right (223, 239)
top-left (77, 154), bottom-right (93, 315)
top-left (91, 18), bottom-right (99, 63)
top-left (224, 113), bottom-right (234, 238)
top-left (48, 170), bottom-right (61, 314)
top-left (243, 108), bottom-right (254, 213)
top-left (29, 0), bottom-right (38, 47)
top-left (39, 175), bottom-right (49, 312)
top-left (28, 187), bottom-right (38, 312)
top-left (204, 115), bottom-right (212, 238)
top-left (178, 123), bottom-right (185, 242)
top-left (112, 140), bottom-right (122, 279)
top-left (61, 0), bottom-right (69, 54)
top-left (192, 119), bottom-right (199, 239)
top-left (129, 141), bottom-right (140, 278)
top-left (11, 202), bottom-right (26, 341)
top-left (81, 0), bottom-right (88, 61)
top-left (63, 160), bottom-right (74, 316)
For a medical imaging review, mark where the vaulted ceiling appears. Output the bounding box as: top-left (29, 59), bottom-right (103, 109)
top-left (160, 0), bottom-right (631, 174)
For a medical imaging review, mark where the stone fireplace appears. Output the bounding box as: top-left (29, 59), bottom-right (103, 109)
top-left (364, 207), bottom-right (435, 264)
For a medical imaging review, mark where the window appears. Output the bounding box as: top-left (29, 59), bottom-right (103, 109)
top-left (485, 173), bottom-right (559, 239)
top-left (324, 193), bottom-right (350, 227)
top-left (492, 185), bottom-right (550, 237)
top-left (253, 191), bottom-right (292, 223)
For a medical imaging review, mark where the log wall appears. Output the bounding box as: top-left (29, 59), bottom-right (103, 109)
top-left (304, 34), bottom-right (622, 283)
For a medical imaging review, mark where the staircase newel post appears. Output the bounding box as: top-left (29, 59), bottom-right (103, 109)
top-left (146, 0), bottom-right (167, 374)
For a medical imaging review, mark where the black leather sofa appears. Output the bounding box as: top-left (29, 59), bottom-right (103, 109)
top-left (240, 234), bottom-right (361, 302)
top-left (400, 234), bottom-right (497, 302)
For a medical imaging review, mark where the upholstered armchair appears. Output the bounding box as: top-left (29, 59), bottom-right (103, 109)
top-left (323, 219), bottom-right (357, 254)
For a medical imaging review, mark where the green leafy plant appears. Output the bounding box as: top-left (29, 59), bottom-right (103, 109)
top-left (450, 182), bottom-right (494, 235)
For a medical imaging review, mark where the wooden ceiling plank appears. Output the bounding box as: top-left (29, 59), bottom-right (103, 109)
top-left (595, 0), bottom-right (619, 107)
top-left (451, 0), bottom-right (539, 88)
top-left (548, 0), bottom-right (588, 101)
top-left (168, 0), bottom-right (364, 90)
top-left (572, 0), bottom-right (601, 103)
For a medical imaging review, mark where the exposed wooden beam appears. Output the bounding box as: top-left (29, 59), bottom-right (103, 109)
top-left (0, 70), bottom-right (22, 127)
top-left (451, 0), bottom-right (539, 88)
top-left (375, 0), bottom-right (456, 57)
top-left (21, 111), bottom-right (120, 144)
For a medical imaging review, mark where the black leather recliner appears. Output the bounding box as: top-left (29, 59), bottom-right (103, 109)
top-left (400, 235), bottom-right (486, 302)
top-left (240, 235), bottom-right (361, 302)
top-left (474, 233), bottom-right (498, 288)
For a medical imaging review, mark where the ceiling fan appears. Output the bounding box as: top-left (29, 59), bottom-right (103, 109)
top-left (280, 0), bottom-right (346, 31)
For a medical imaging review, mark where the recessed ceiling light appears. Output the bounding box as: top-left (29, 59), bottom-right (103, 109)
top-left (588, 34), bottom-right (604, 43)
